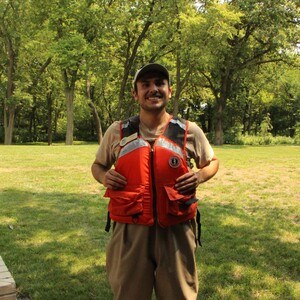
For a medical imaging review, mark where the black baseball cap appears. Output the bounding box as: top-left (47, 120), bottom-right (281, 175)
top-left (133, 63), bottom-right (170, 87)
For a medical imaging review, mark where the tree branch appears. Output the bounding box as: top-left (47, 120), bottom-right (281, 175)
top-left (200, 71), bottom-right (219, 99)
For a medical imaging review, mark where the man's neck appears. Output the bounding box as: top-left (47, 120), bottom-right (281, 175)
top-left (139, 109), bottom-right (170, 130)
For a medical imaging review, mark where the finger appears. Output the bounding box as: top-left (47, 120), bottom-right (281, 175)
top-left (106, 181), bottom-right (126, 190)
top-left (104, 170), bottom-right (127, 189)
top-left (176, 172), bottom-right (194, 183)
top-left (176, 181), bottom-right (197, 192)
top-left (176, 175), bottom-right (197, 185)
top-left (109, 170), bottom-right (127, 181)
top-left (106, 170), bottom-right (127, 184)
top-left (106, 175), bottom-right (127, 186)
top-left (175, 175), bottom-right (197, 189)
top-left (105, 177), bottom-right (127, 189)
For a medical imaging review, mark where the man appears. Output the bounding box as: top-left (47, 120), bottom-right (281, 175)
top-left (91, 63), bottom-right (219, 300)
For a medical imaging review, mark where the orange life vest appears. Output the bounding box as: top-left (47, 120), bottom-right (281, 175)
top-left (104, 115), bottom-right (198, 227)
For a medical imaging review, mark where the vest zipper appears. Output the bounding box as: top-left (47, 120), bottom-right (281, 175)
top-left (150, 147), bottom-right (157, 219)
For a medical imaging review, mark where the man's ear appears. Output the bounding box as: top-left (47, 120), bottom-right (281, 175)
top-left (168, 87), bottom-right (173, 99)
top-left (132, 89), bottom-right (138, 100)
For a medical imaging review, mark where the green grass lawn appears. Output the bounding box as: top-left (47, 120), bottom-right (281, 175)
top-left (0, 145), bottom-right (299, 299)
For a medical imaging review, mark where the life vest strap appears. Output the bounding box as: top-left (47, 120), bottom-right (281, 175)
top-left (196, 209), bottom-right (202, 247)
top-left (121, 115), bottom-right (140, 138)
top-left (105, 211), bottom-right (111, 232)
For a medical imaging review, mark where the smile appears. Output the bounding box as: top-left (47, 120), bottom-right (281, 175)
top-left (148, 97), bottom-right (161, 101)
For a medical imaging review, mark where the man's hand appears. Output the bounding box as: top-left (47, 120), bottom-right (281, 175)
top-left (175, 156), bottom-right (219, 194)
top-left (104, 169), bottom-right (127, 190)
top-left (174, 171), bottom-right (198, 194)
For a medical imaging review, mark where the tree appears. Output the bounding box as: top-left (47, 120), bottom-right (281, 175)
top-left (182, 0), bottom-right (299, 144)
top-left (49, 0), bottom-right (103, 144)
top-left (0, 0), bottom-right (53, 144)
top-left (1, 0), bottom-right (298, 144)
top-left (0, 0), bottom-right (25, 144)
top-left (268, 64), bottom-right (300, 136)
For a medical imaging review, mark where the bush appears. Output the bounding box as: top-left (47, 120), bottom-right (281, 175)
top-left (294, 122), bottom-right (300, 144)
top-left (224, 125), bottom-right (244, 144)
top-left (272, 136), bottom-right (295, 145)
top-left (236, 134), bottom-right (298, 145)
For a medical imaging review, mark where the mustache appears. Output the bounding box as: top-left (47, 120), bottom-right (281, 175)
top-left (146, 92), bottom-right (163, 98)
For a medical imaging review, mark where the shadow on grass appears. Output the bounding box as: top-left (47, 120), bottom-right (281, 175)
top-left (197, 201), bottom-right (299, 299)
top-left (1, 189), bottom-right (299, 299)
top-left (0, 188), bottom-right (113, 300)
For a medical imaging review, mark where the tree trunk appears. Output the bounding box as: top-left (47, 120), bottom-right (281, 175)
top-left (62, 69), bottom-right (77, 145)
top-left (88, 101), bottom-right (102, 144)
top-left (214, 99), bottom-right (224, 145)
top-left (247, 100), bottom-right (253, 134)
top-left (27, 57), bottom-right (52, 142)
top-left (29, 101), bottom-right (38, 142)
top-left (65, 86), bottom-right (75, 145)
top-left (242, 102), bottom-right (248, 135)
top-left (207, 103), bottom-right (213, 134)
top-left (86, 79), bottom-right (103, 144)
top-left (117, 17), bottom-right (153, 118)
top-left (4, 106), bottom-right (14, 145)
top-left (214, 72), bottom-right (231, 145)
top-left (47, 91), bottom-right (53, 145)
top-left (4, 36), bottom-right (16, 145)
top-left (118, 65), bottom-right (131, 119)
top-left (173, 53), bottom-right (181, 117)
top-left (54, 101), bottom-right (59, 137)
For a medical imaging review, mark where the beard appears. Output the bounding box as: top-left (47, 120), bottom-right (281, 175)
top-left (140, 101), bottom-right (167, 112)
top-left (139, 92), bottom-right (169, 112)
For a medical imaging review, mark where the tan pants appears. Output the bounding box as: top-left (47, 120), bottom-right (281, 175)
top-left (106, 220), bottom-right (198, 300)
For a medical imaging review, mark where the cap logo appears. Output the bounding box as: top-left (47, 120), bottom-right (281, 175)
top-left (169, 156), bottom-right (180, 168)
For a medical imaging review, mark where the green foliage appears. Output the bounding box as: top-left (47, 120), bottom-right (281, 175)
top-left (235, 134), bottom-right (297, 146)
top-left (56, 117), bottom-right (67, 139)
top-left (0, 0), bottom-right (299, 144)
top-left (223, 113), bottom-right (298, 145)
top-left (259, 113), bottom-right (273, 137)
top-left (224, 124), bottom-right (243, 144)
top-left (51, 34), bottom-right (92, 71)
top-left (294, 122), bottom-right (300, 144)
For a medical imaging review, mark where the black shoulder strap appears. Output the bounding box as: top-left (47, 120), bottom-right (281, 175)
top-left (121, 115), bottom-right (140, 138)
top-left (163, 117), bottom-right (187, 149)
top-left (121, 115), bottom-right (187, 148)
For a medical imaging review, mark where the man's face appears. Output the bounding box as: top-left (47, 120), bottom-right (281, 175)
top-left (132, 72), bottom-right (172, 113)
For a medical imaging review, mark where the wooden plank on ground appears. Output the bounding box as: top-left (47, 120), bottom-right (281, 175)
top-left (0, 267), bottom-right (8, 273)
top-left (0, 257), bottom-right (16, 300)
top-left (0, 295), bottom-right (17, 300)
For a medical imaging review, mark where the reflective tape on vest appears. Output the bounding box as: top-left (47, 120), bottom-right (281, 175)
top-left (121, 120), bottom-right (130, 129)
top-left (169, 118), bottom-right (186, 130)
top-left (119, 138), bottom-right (148, 158)
top-left (156, 138), bottom-right (184, 158)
